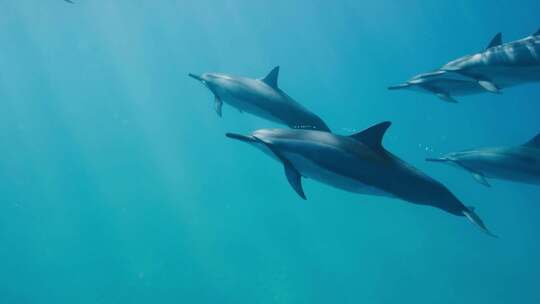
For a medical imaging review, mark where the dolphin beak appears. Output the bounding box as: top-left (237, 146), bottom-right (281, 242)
top-left (188, 73), bottom-right (204, 82)
top-left (426, 157), bottom-right (448, 163)
top-left (388, 83), bottom-right (411, 90)
top-left (226, 133), bottom-right (256, 143)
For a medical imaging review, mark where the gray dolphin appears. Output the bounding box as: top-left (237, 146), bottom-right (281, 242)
top-left (226, 122), bottom-right (496, 237)
top-left (427, 134), bottom-right (540, 187)
top-left (389, 29), bottom-right (540, 103)
top-left (189, 67), bottom-right (331, 132)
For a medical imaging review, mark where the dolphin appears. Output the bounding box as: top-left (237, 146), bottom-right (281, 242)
top-left (64, 0), bottom-right (74, 3)
top-left (189, 67), bottom-right (331, 132)
top-left (226, 122), bottom-right (496, 237)
top-left (427, 134), bottom-right (540, 187)
top-left (389, 29), bottom-right (540, 103)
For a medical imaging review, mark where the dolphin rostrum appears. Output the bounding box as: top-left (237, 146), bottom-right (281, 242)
top-left (189, 67), bottom-right (331, 132)
top-left (427, 134), bottom-right (540, 187)
top-left (389, 29), bottom-right (540, 103)
top-left (226, 122), bottom-right (496, 236)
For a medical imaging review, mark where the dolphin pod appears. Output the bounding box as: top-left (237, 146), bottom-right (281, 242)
top-left (427, 134), bottom-right (540, 187)
top-left (189, 67), bottom-right (331, 132)
top-left (389, 29), bottom-right (540, 103)
top-left (191, 29), bottom-right (540, 237)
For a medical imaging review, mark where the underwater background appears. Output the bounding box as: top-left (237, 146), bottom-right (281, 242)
top-left (1, 1), bottom-right (540, 303)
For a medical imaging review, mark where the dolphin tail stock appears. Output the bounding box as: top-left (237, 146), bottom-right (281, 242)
top-left (313, 117), bottom-right (332, 133)
top-left (290, 118), bottom-right (332, 133)
top-left (463, 207), bottom-right (498, 238)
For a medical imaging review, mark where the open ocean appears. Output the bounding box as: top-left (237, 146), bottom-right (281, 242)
top-left (1, 1), bottom-right (539, 303)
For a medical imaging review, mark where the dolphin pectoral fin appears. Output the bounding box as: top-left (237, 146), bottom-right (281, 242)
top-left (463, 208), bottom-right (498, 238)
top-left (283, 162), bottom-right (306, 200)
top-left (447, 70), bottom-right (501, 94)
top-left (478, 80), bottom-right (500, 94)
top-left (214, 95), bottom-right (223, 117)
top-left (421, 85), bottom-right (458, 103)
top-left (251, 136), bottom-right (306, 199)
top-left (436, 93), bottom-right (458, 103)
top-left (471, 172), bottom-right (491, 187)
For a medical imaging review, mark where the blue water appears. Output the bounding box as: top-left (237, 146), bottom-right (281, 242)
top-left (1, 1), bottom-right (539, 303)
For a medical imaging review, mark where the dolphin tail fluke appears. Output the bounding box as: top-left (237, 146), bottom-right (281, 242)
top-left (463, 207), bottom-right (498, 238)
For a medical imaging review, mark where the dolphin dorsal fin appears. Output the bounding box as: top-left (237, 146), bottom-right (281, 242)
top-left (524, 133), bottom-right (540, 148)
top-left (261, 66), bottom-right (280, 89)
top-left (486, 33), bottom-right (502, 49)
top-left (349, 121), bottom-right (392, 150)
